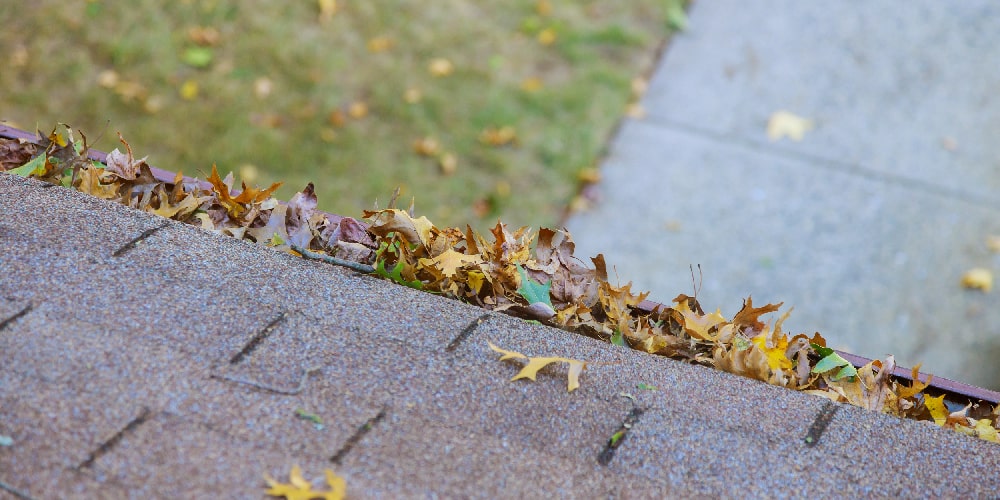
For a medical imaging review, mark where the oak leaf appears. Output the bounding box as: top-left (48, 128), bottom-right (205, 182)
top-left (487, 341), bottom-right (586, 392)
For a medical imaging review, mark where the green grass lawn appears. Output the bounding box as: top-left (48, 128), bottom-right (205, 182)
top-left (0, 0), bottom-right (683, 230)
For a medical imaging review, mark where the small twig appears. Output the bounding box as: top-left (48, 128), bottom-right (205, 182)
top-left (211, 366), bottom-right (320, 395)
top-left (290, 244), bottom-right (375, 274)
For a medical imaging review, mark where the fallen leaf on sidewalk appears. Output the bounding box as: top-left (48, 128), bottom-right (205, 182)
top-left (766, 110), bottom-right (813, 141)
top-left (961, 268), bottom-right (992, 292)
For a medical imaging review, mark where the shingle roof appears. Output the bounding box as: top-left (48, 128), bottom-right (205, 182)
top-left (2, 172), bottom-right (999, 498)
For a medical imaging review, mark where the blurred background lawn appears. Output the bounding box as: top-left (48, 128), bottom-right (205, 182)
top-left (0, 0), bottom-right (684, 230)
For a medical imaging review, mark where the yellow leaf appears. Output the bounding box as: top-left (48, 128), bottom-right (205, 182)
top-left (674, 299), bottom-right (726, 341)
top-left (179, 79), bottom-right (199, 100)
top-left (961, 267), bottom-right (992, 292)
top-left (537, 28), bottom-right (557, 45)
top-left (317, 0), bottom-right (336, 23)
top-left (925, 394), bottom-right (948, 426)
top-left (367, 36), bottom-right (393, 52)
top-left (488, 341), bottom-right (586, 392)
top-left (520, 77), bottom-right (543, 92)
top-left (479, 126), bottom-right (517, 147)
top-left (766, 110), bottom-right (813, 141)
top-left (412, 137), bottom-right (440, 156)
top-left (896, 364), bottom-right (932, 399)
top-left (955, 419), bottom-right (1000, 443)
top-left (347, 101), bottom-right (368, 119)
top-left (487, 341), bottom-right (527, 361)
top-left (751, 329), bottom-right (793, 371)
top-left (467, 270), bottom-right (486, 294)
top-left (428, 58), bottom-right (453, 77)
top-left (264, 465), bottom-right (345, 500)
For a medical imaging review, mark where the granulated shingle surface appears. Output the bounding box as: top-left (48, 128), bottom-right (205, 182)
top-left (2, 173), bottom-right (1000, 498)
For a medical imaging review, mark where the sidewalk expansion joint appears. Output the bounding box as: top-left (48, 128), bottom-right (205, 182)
top-left (597, 406), bottom-right (645, 466)
top-left (804, 401), bottom-right (839, 447)
top-left (229, 311), bottom-right (287, 364)
top-left (0, 304), bottom-right (32, 333)
top-left (111, 222), bottom-right (169, 257)
top-left (330, 406), bottom-right (387, 465)
top-left (77, 406), bottom-right (152, 470)
top-left (445, 313), bottom-right (491, 352)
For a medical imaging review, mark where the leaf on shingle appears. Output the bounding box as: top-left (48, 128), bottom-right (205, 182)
top-left (487, 341), bottom-right (586, 392)
top-left (264, 465), bottom-right (345, 500)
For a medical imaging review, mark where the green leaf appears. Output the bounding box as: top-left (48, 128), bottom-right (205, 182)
top-left (267, 232), bottom-right (286, 246)
top-left (636, 383), bottom-right (657, 391)
top-left (610, 329), bottom-right (626, 347)
top-left (374, 259), bottom-right (423, 290)
top-left (515, 264), bottom-right (552, 307)
top-left (9, 154), bottom-right (46, 177)
top-left (810, 343), bottom-right (857, 380)
top-left (182, 47), bottom-right (213, 68)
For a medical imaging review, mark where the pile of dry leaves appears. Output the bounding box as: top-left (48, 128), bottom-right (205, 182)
top-left (2, 125), bottom-right (997, 443)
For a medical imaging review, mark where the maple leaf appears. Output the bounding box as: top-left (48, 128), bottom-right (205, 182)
top-left (264, 465), bottom-right (345, 500)
top-left (924, 394), bottom-right (949, 426)
top-left (731, 296), bottom-right (782, 334)
top-left (76, 166), bottom-right (121, 200)
top-left (956, 419), bottom-right (1000, 443)
top-left (487, 341), bottom-right (586, 392)
top-left (674, 297), bottom-right (725, 341)
top-left (419, 249), bottom-right (484, 278)
top-left (751, 328), bottom-right (793, 371)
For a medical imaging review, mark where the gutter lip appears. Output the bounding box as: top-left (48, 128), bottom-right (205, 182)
top-left (3, 124), bottom-right (997, 406)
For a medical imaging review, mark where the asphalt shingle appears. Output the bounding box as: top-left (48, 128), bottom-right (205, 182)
top-left (3, 172), bottom-right (1000, 498)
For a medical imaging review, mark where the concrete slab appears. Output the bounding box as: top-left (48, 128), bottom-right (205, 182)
top-left (567, 1), bottom-right (1000, 389)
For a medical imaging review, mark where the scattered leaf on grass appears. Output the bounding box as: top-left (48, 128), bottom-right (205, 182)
top-left (317, 0), bottom-right (337, 23)
top-left (367, 36), bottom-right (393, 52)
top-left (520, 77), bottom-right (543, 92)
top-left (412, 137), bottom-right (440, 156)
top-left (767, 110), bottom-right (813, 141)
top-left (479, 126), bottom-right (517, 147)
top-left (537, 27), bottom-right (557, 45)
top-left (264, 465), bottom-right (345, 500)
top-left (403, 88), bottom-right (422, 104)
top-left (428, 58), bottom-right (454, 77)
top-left (439, 152), bottom-right (457, 175)
top-left (181, 47), bottom-right (214, 68)
top-left (179, 79), bottom-right (199, 100)
top-left (961, 267), bottom-right (993, 292)
top-left (488, 341), bottom-right (586, 392)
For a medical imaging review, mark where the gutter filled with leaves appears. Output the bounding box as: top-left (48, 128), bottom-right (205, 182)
top-left (2, 123), bottom-right (998, 444)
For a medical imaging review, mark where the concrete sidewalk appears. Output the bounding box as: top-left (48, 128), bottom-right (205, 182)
top-left (567, 0), bottom-right (1000, 389)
